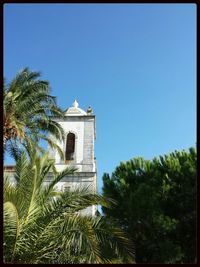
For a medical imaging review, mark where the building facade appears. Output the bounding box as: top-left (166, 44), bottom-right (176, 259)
top-left (48, 100), bottom-right (97, 215)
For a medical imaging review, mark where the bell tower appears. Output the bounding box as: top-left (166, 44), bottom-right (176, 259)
top-left (48, 100), bottom-right (97, 215)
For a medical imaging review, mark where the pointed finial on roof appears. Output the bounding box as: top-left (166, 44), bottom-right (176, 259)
top-left (72, 99), bottom-right (79, 108)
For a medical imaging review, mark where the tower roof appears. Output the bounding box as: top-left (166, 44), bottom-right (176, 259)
top-left (65, 100), bottom-right (87, 116)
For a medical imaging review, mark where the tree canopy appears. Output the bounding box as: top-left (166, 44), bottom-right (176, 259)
top-left (102, 147), bottom-right (196, 263)
top-left (3, 68), bottom-right (65, 160)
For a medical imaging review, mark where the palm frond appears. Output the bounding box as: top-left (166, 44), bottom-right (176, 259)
top-left (4, 148), bottom-right (135, 264)
top-left (3, 201), bottom-right (20, 263)
top-left (4, 68), bottom-right (66, 159)
top-left (41, 166), bottom-right (77, 204)
top-left (39, 135), bottom-right (65, 160)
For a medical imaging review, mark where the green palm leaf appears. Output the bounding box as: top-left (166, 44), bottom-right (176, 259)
top-left (3, 201), bottom-right (20, 263)
top-left (4, 68), bottom-right (65, 159)
top-left (4, 148), bottom-right (135, 264)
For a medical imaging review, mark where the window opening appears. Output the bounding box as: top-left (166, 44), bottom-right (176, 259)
top-left (65, 133), bottom-right (75, 161)
top-left (62, 184), bottom-right (70, 192)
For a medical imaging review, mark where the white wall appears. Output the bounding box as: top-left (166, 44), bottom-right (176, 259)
top-left (55, 120), bottom-right (85, 164)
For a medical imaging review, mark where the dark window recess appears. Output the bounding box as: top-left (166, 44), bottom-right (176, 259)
top-left (62, 185), bottom-right (70, 192)
top-left (65, 133), bottom-right (75, 160)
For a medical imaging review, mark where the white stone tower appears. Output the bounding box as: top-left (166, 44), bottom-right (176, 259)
top-left (48, 100), bottom-right (97, 216)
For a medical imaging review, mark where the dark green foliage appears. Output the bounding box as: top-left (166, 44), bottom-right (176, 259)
top-left (102, 148), bottom-right (196, 263)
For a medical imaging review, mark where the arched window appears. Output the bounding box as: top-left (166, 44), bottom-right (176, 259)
top-left (65, 133), bottom-right (75, 161)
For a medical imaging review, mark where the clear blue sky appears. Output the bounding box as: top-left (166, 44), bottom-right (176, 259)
top-left (4, 3), bottom-right (196, 194)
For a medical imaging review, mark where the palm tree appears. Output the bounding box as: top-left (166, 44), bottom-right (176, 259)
top-left (3, 149), bottom-right (135, 264)
top-left (3, 68), bottom-right (65, 160)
